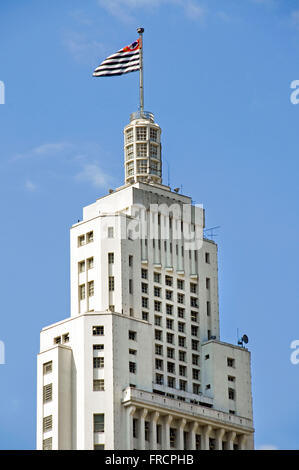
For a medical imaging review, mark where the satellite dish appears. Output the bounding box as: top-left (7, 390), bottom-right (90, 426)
top-left (242, 334), bottom-right (249, 344)
top-left (174, 187), bottom-right (180, 193)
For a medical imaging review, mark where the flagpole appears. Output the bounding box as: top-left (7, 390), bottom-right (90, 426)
top-left (137, 27), bottom-right (144, 114)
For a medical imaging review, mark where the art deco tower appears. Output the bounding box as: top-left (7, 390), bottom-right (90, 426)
top-left (36, 104), bottom-right (254, 450)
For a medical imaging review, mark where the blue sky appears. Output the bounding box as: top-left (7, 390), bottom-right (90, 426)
top-left (0, 0), bottom-right (299, 450)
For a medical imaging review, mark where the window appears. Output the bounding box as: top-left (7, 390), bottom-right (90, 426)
top-left (191, 311), bottom-right (198, 322)
top-left (206, 278), bottom-right (210, 289)
top-left (145, 421), bottom-right (150, 441)
top-left (205, 252), bottom-right (210, 263)
top-left (94, 414), bottom-right (104, 432)
top-left (228, 376), bottom-right (235, 382)
top-left (141, 283), bottom-right (148, 294)
top-left (129, 362), bottom-right (136, 374)
top-left (177, 279), bottom-right (184, 290)
top-left (192, 354), bottom-right (199, 365)
top-left (126, 128), bottom-right (133, 143)
top-left (63, 333), bottom-right (69, 343)
top-left (155, 359), bottom-right (163, 370)
top-left (170, 428), bottom-right (176, 448)
top-left (179, 365), bottom-right (187, 377)
top-left (126, 144), bottom-right (134, 160)
top-left (177, 293), bottom-right (184, 304)
top-left (88, 281), bottom-right (94, 297)
top-left (227, 357), bottom-right (235, 368)
top-left (79, 284), bottom-right (85, 300)
top-left (79, 261), bottom-right (85, 273)
top-left (93, 357), bottom-right (104, 368)
top-left (129, 349), bottom-right (137, 355)
top-left (178, 336), bottom-right (186, 348)
top-left (93, 379), bottom-right (105, 391)
top-left (133, 418), bottom-right (138, 438)
top-left (155, 329), bottom-right (162, 341)
top-left (129, 255), bottom-right (133, 267)
top-left (155, 316), bottom-right (162, 326)
top-left (191, 297), bottom-right (198, 308)
top-left (129, 330), bottom-right (137, 341)
top-left (154, 272), bottom-right (161, 283)
top-left (154, 300), bottom-right (161, 312)
top-left (179, 350), bottom-right (186, 362)
top-left (109, 276), bottom-right (115, 291)
top-left (43, 361), bottom-right (52, 375)
top-left (206, 384), bottom-right (211, 390)
top-left (167, 362), bottom-right (175, 374)
top-left (178, 307), bottom-right (185, 318)
top-left (127, 161), bottom-right (134, 176)
top-left (142, 297), bottom-right (148, 308)
top-left (78, 235), bottom-right (85, 247)
top-left (86, 231), bottom-right (93, 243)
top-left (142, 311), bottom-right (148, 321)
top-left (165, 290), bottom-right (172, 300)
top-left (108, 252), bottom-right (114, 264)
top-left (87, 257), bottom-right (94, 269)
top-left (108, 227), bottom-right (114, 238)
top-left (193, 383), bottom-right (200, 395)
top-left (93, 344), bottom-right (104, 350)
top-left (165, 275), bottom-right (173, 286)
top-left (166, 332), bottom-right (174, 344)
top-left (205, 354), bottom-right (210, 360)
top-left (150, 128), bottom-right (158, 141)
top-left (166, 304), bottom-right (173, 315)
top-left (43, 384), bottom-right (52, 403)
top-left (190, 283), bottom-right (197, 294)
top-left (193, 369), bottom-right (200, 380)
top-left (136, 127), bottom-right (147, 140)
top-left (43, 415), bottom-right (52, 432)
top-left (178, 322), bottom-right (185, 333)
top-left (150, 144), bottom-right (158, 158)
top-left (129, 279), bottom-right (133, 294)
top-left (168, 376), bottom-right (175, 388)
top-left (154, 287), bottom-right (161, 297)
top-left (93, 326), bottom-right (104, 336)
top-left (141, 268), bottom-right (148, 279)
top-left (155, 344), bottom-right (163, 356)
top-left (129, 308), bottom-right (134, 317)
top-left (137, 159), bottom-right (148, 174)
top-left (179, 380), bottom-right (187, 391)
top-left (191, 325), bottom-right (198, 337)
top-left (43, 438), bottom-right (52, 450)
top-left (207, 301), bottom-right (211, 316)
top-left (166, 319), bottom-right (173, 330)
top-left (109, 304), bottom-right (115, 312)
top-left (94, 445), bottom-right (105, 450)
top-left (54, 336), bottom-right (61, 344)
top-left (136, 143), bottom-right (147, 156)
top-left (228, 388), bottom-right (235, 400)
top-left (155, 373), bottom-right (164, 385)
top-left (192, 339), bottom-right (199, 351)
top-left (167, 347), bottom-right (175, 359)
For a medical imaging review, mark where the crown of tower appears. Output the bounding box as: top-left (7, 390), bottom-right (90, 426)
top-left (124, 110), bottom-right (162, 185)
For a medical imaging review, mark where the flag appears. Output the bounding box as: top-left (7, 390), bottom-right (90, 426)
top-left (93, 39), bottom-right (140, 77)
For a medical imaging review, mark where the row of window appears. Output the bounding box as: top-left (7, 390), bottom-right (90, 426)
top-left (155, 359), bottom-right (200, 378)
top-left (155, 345), bottom-right (199, 364)
top-left (78, 257), bottom-right (94, 272)
top-left (78, 231), bottom-right (93, 247)
top-left (126, 126), bottom-right (158, 143)
top-left (154, 318), bottom-right (199, 336)
top-left (154, 330), bottom-right (199, 349)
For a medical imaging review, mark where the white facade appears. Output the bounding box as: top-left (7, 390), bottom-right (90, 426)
top-left (36, 111), bottom-right (254, 450)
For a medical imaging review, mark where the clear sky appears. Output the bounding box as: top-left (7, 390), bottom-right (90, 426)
top-left (0, 0), bottom-right (298, 450)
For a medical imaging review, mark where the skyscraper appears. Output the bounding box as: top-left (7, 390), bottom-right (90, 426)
top-left (36, 108), bottom-right (254, 450)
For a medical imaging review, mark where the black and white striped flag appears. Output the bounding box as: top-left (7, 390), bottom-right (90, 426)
top-left (93, 39), bottom-right (140, 77)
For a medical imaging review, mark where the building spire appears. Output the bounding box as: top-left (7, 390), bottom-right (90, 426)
top-left (137, 27), bottom-right (144, 113)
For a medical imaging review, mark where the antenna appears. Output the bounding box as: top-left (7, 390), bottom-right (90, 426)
top-left (204, 225), bottom-right (220, 241)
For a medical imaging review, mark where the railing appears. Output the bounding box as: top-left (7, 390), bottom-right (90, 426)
top-left (122, 387), bottom-right (253, 430)
top-left (130, 110), bottom-right (155, 122)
